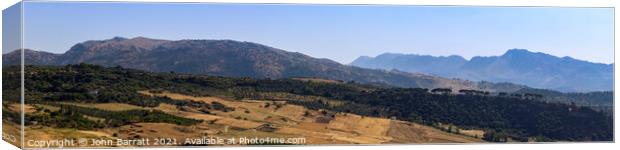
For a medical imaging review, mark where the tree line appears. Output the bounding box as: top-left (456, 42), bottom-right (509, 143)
top-left (2, 64), bottom-right (613, 142)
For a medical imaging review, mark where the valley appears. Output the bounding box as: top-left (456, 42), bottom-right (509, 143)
top-left (2, 64), bottom-right (612, 148)
top-left (3, 89), bottom-right (483, 148)
top-left (1, 37), bottom-right (613, 148)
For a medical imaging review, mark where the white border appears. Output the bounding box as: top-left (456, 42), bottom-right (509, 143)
top-left (0, 0), bottom-right (618, 150)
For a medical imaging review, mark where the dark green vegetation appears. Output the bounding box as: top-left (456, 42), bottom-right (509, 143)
top-left (2, 64), bottom-right (612, 142)
top-left (3, 65), bottom-right (204, 130)
top-left (3, 102), bottom-right (202, 130)
top-left (515, 88), bottom-right (613, 107)
top-left (28, 103), bottom-right (201, 129)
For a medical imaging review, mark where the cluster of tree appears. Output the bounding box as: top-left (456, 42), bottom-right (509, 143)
top-left (4, 64), bottom-right (613, 142)
top-left (27, 103), bottom-right (202, 128)
top-left (1, 108), bottom-right (22, 124)
top-left (455, 89), bottom-right (543, 100)
top-left (2, 66), bottom-right (21, 103)
top-left (210, 101), bottom-right (235, 112)
top-left (516, 88), bottom-right (613, 107)
top-left (26, 106), bottom-right (104, 130)
top-left (458, 89), bottom-right (490, 96)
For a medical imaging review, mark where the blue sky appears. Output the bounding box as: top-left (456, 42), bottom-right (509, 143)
top-left (6, 2), bottom-right (614, 64)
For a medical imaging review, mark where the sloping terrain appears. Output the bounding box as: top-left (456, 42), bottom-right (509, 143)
top-left (351, 49), bottom-right (613, 92)
top-left (3, 37), bottom-right (526, 93)
top-left (1, 64), bottom-right (611, 149)
top-left (141, 91), bottom-right (483, 144)
top-left (3, 90), bottom-right (483, 148)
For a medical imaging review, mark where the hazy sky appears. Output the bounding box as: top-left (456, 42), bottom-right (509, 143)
top-left (6, 2), bottom-right (614, 64)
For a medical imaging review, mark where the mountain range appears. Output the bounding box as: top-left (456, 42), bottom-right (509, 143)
top-left (351, 50), bottom-right (613, 92)
top-left (2, 37), bottom-right (526, 93)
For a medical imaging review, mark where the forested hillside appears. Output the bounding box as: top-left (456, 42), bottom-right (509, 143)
top-left (3, 64), bottom-right (612, 142)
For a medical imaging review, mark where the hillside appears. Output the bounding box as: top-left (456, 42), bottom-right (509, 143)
top-left (3, 64), bottom-right (488, 148)
top-left (513, 88), bottom-right (613, 113)
top-left (3, 37), bottom-right (526, 93)
top-left (2, 49), bottom-right (60, 66)
top-left (351, 49), bottom-right (613, 92)
top-left (2, 64), bottom-right (612, 146)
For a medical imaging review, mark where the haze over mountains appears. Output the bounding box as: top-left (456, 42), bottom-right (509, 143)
top-left (3, 37), bottom-right (611, 94)
top-left (4, 37), bottom-right (527, 93)
top-left (351, 50), bottom-right (613, 92)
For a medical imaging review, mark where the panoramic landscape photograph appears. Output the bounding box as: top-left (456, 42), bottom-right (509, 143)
top-left (1, 1), bottom-right (614, 148)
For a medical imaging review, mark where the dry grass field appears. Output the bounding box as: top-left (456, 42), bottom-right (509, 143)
top-left (7, 103), bottom-right (37, 113)
top-left (7, 90), bottom-right (484, 148)
top-left (140, 91), bottom-right (484, 144)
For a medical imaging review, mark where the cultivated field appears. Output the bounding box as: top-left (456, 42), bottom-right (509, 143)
top-left (7, 90), bottom-right (483, 148)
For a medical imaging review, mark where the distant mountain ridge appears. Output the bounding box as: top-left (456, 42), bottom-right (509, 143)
top-left (2, 37), bottom-right (526, 93)
top-left (2, 49), bottom-right (60, 66)
top-left (351, 49), bottom-right (613, 92)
